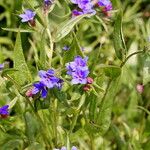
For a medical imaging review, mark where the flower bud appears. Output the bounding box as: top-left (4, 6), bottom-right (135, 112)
top-left (83, 84), bottom-right (91, 91)
top-left (136, 84), bottom-right (144, 94)
top-left (0, 114), bottom-right (8, 119)
top-left (25, 88), bottom-right (34, 97)
top-left (86, 77), bottom-right (94, 84)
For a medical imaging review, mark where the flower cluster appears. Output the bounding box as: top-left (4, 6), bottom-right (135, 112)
top-left (62, 45), bottom-right (70, 51)
top-left (71, 0), bottom-right (96, 16)
top-left (97, 0), bottom-right (113, 12)
top-left (0, 105), bottom-right (9, 118)
top-left (19, 10), bottom-right (36, 23)
top-left (54, 146), bottom-right (77, 150)
top-left (31, 69), bottom-right (63, 98)
top-left (44, 0), bottom-right (54, 12)
top-left (44, 0), bottom-right (53, 6)
top-left (70, 0), bottom-right (112, 17)
top-left (66, 56), bottom-right (89, 84)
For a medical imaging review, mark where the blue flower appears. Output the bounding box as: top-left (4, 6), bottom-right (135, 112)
top-left (19, 9), bottom-right (36, 22)
top-left (54, 146), bottom-right (77, 150)
top-left (72, 10), bottom-right (84, 17)
top-left (38, 69), bottom-right (63, 89)
top-left (71, 68), bottom-right (89, 84)
top-left (0, 105), bottom-right (9, 116)
top-left (97, 0), bottom-right (112, 11)
top-left (70, 0), bottom-right (96, 16)
top-left (62, 46), bottom-right (70, 51)
top-left (31, 69), bottom-right (63, 98)
top-left (66, 56), bottom-right (89, 85)
top-left (32, 82), bottom-right (48, 98)
top-left (0, 64), bottom-right (4, 70)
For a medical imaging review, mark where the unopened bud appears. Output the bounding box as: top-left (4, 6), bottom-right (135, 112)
top-left (0, 114), bottom-right (8, 119)
top-left (83, 84), bottom-right (91, 91)
top-left (86, 77), bottom-right (94, 84)
top-left (136, 84), bottom-right (144, 94)
top-left (29, 20), bottom-right (36, 27)
top-left (25, 88), bottom-right (33, 97)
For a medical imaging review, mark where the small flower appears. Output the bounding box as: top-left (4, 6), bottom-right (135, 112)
top-left (97, 0), bottom-right (112, 12)
top-left (38, 69), bottom-right (63, 89)
top-left (54, 146), bottom-right (77, 150)
top-left (0, 64), bottom-right (4, 71)
top-left (0, 105), bottom-right (9, 118)
top-left (66, 56), bottom-right (89, 85)
top-left (19, 9), bottom-right (36, 26)
top-left (44, 0), bottom-right (53, 6)
top-left (62, 46), bottom-right (70, 51)
top-left (86, 77), bottom-right (94, 84)
top-left (136, 84), bottom-right (144, 94)
top-left (44, 0), bottom-right (54, 12)
top-left (32, 82), bottom-right (48, 98)
top-left (70, 0), bottom-right (96, 16)
top-left (83, 84), bottom-right (91, 91)
top-left (25, 88), bottom-right (34, 97)
top-left (71, 68), bottom-right (89, 84)
top-left (72, 9), bottom-right (84, 17)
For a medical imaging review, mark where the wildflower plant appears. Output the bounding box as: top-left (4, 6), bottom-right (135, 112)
top-left (0, 0), bottom-right (150, 149)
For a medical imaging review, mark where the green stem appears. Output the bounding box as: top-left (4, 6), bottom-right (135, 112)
top-left (23, 95), bottom-right (53, 148)
top-left (53, 99), bottom-right (58, 146)
top-left (120, 50), bottom-right (144, 67)
top-left (90, 135), bottom-right (95, 150)
top-left (47, 28), bottom-right (54, 67)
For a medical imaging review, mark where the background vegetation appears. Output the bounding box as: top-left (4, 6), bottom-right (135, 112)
top-left (0, 0), bottom-right (150, 149)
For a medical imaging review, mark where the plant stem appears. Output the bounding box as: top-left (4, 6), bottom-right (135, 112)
top-left (120, 50), bottom-right (144, 67)
top-left (53, 99), bottom-right (58, 146)
top-left (23, 95), bottom-right (53, 148)
top-left (47, 28), bottom-right (54, 67)
top-left (90, 135), bottom-right (95, 150)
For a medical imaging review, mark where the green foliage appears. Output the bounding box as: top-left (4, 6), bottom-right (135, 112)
top-left (0, 0), bottom-right (150, 149)
top-left (13, 32), bottom-right (32, 85)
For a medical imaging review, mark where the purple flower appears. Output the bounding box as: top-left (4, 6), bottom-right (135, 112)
top-left (54, 146), bottom-right (77, 150)
top-left (38, 69), bottom-right (63, 89)
top-left (71, 69), bottom-right (89, 84)
top-left (44, 0), bottom-right (53, 6)
top-left (32, 82), bottom-right (48, 98)
top-left (32, 69), bottom-right (63, 98)
top-left (62, 46), bottom-right (70, 51)
top-left (97, 0), bottom-right (112, 11)
top-left (0, 64), bottom-right (4, 70)
top-left (72, 10), bottom-right (84, 17)
top-left (19, 9), bottom-right (36, 22)
top-left (66, 56), bottom-right (89, 85)
top-left (0, 105), bottom-right (9, 118)
top-left (70, 0), bottom-right (96, 16)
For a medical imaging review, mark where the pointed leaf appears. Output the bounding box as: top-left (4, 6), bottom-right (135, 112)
top-left (113, 12), bottom-right (126, 60)
top-left (13, 32), bottom-right (32, 85)
top-left (54, 14), bottom-right (91, 42)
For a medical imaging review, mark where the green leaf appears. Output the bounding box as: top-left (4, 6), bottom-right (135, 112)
top-left (143, 54), bottom-right (150, 85)
top-left (0, 139), bottom-right (23, 150)
top-left (103, 65), bottom-right (122, 79)
top-left (24, 112), bottom-right (40, 142)
top-left (2, 28), bottom-right (35, 33)
top-left (113, 12), bottom-right (126, 60)
top-left (1, 68), bottom-right (19, 77)
top-left (53, 89), bottom-right (67, 102)
top-left (111, 124), bottom-right (126, 150)
top-left (96, 78), bottom-right (120, 135)
top-left (89, 94), bottom-right (97, 121)
top-left (54, 14), bottom-right (91, 42)
top-left (9, 97), bottom-right (18, 109)
top-left (25, 142), bottom-right (45, 150)
top-left (13, 32), bottom-right (32, 85)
